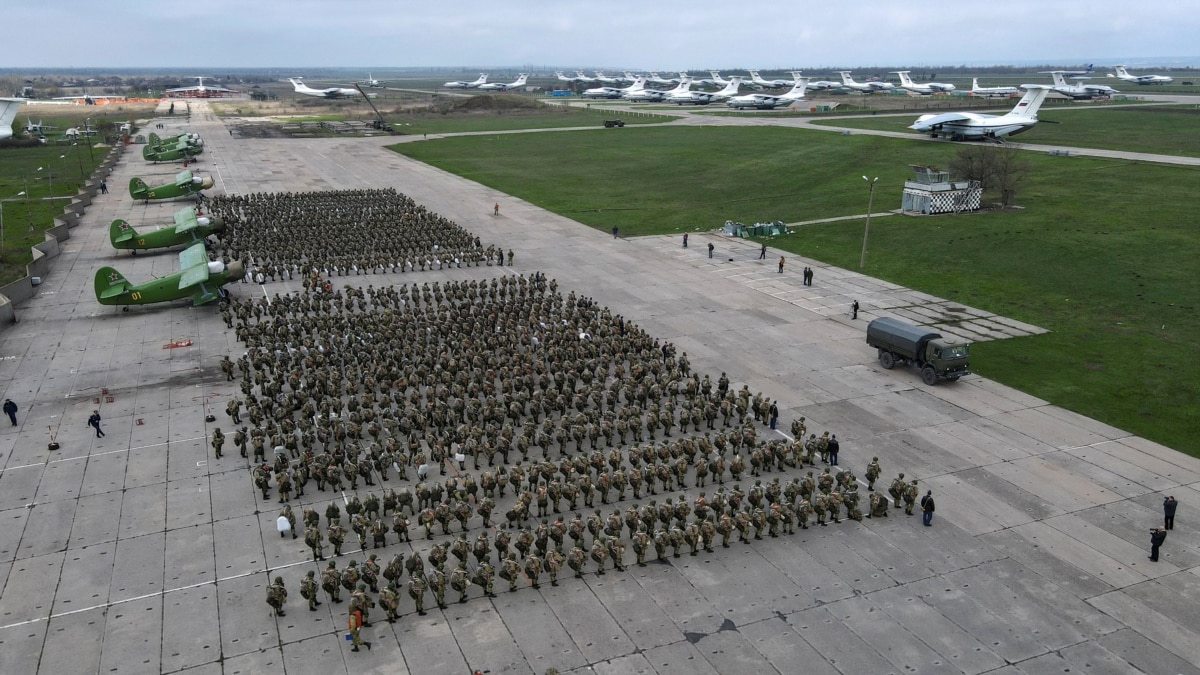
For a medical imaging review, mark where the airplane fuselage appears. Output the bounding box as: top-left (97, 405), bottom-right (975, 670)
top-left (95, 262), bottom-right (244, 306)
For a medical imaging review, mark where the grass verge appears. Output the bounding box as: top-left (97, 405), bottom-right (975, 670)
top-left (393, 126), bottom-right (1200, 455)
top-left (0, 143), bottom-right (109, 283)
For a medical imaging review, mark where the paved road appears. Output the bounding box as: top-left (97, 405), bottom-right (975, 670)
top-left (0, 101), bottom-right (1197, 675)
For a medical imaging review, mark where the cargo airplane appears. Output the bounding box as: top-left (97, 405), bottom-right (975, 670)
top-left (443, 74), bottom-right (488, 89)
top-left (0, 98), bottom-right (23, 140)
top-left (1108, 65), bottom-right (1173, 85)
top-left (1041, 71), bottom-right (1118, 99)
top-left (909, 85), bottom-right (1050, 141)
top-left (667, 77), bottom-right (744, 105)
top-left (166, 77), bottom-right (239, 97)
top-left (968, 78), bottom-right (1020, 98)
top-left (477, 74), bottom-right (528, 91)
top-left (726, 78), bottom-right (808, 109)
top-left (893, 71), bottom-right (956, 94)
top-left (625, 77), bottom-right (692, 102)
top-left (583, 77), bottom-right (647, 99)
top-left (838, 71), bottom-right (894, 93)
top-left (287, 78), bottom-right (361, 99)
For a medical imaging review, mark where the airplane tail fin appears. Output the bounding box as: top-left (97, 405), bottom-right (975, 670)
top-left (1114, 66), bottom-right (1129, 78)
top-left (109, 219), bottom-right (137, 246)
top-left (1011, 87), bottom-right (1050, 118)
top-left (894, 71), bottom-right (912, 86)
top-left (972, 78), bottom-right (980, 90)
top-left (129, 177), bottom-right (149, 198)
top-left (719, 78), bottom-right (742, 95)
top-left (0, 98), bottom-right (22, 140)
top-left (513, 74), bottom-right (528, 87)
top-left (95, 267), bottom-right (131, 302)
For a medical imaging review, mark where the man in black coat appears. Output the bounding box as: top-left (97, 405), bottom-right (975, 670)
top-left (1149, 526), bottom-right (1167, 561)
top-left (1163, 496), bottom-right (1177, 530)
top-left (827, 434), bottom-right (840, 466)
top-left (920, 490), bottom-right (935, 526)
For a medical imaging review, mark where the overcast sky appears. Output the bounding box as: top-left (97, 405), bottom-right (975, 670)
top-left (8, 0), bottom-right (1199, 70)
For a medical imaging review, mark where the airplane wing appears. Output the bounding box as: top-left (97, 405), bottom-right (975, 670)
top-left (910, 112), bottom-right (980, 130)
top-left (173, 208), bottom-right (200, 233)
top-left (174, 169), bottom-right (194, 187)
top-left (177, 244), bottom-right (211, 289)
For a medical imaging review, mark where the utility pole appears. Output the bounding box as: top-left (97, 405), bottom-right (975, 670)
top-left (860, 176), bottom-right (878, 270)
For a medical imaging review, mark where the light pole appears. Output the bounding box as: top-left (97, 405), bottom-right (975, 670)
top-left (859, 176), bottom-right (878, 270)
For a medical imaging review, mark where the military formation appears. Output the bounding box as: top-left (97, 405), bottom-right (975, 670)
top-left (220, 191), bottom-right (927, 651)
top-left (207, 189), bottom-right (512, 284)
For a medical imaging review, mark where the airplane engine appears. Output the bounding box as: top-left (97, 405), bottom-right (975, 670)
top-left (226, 260), bottom-right (246, 281)
top-left (195, 176), bottom-right (215, 189)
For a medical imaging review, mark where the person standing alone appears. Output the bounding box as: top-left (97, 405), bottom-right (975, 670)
top-left (88, 410), bottom-right (105, 438)
top-left (1163, 496), bottom-right (1177, 530)
top-left (920, 490), bottom-right (935, 526)
top-left (3, 399), bottom-right (17, 426)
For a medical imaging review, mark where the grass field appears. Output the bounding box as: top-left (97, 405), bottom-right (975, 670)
top-left (810, 105), bottom-right (1200, 157)
top-left (393, 126), bottom-right (1200, 455)
top-left (0, 143), bottom-right (108, 283)
top-left (390, 108), bottom-right (676, 135)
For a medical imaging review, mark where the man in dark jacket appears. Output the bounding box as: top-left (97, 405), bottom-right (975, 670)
top-left (1163, 496), bottom-right (1177, 530)
top-left (3, 399), bottom-right (17, 426)
top-left (1149, 526), bottom-right (1167, 561)
top-left (920, 490), bottom-right (935, 526)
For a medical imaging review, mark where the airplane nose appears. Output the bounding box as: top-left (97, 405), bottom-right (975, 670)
top-left (199, 176), bottom-right (214, 190)
top-left (226, 260), bottom-right (246, 281)
top-left (209, 217), bottom-right (226, 231)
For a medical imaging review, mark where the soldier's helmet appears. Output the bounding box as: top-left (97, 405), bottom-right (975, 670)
top-left (872, 456), bottom-right (879, 462)
top-left (306, 570), bottom-right (315, 578)
top-left (899, 473), bottom-right (905, 479)
top-left (368, 553), bottom-right (377, 561)
top-left (358, 584), bottom-right (367, 592)
top-left (911, 480), bottom-right (918, 484)
top-left (327, 560), bottom-right (337, 568)
top-left (348, 560), bottom-right (357, 567)
top-left (274, 576), bottom-right (283, 585)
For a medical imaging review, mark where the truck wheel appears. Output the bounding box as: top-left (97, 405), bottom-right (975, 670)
top-left (921, 366), bottom-right (938, 386)
top-left (879, 352), bottom-right (895, 370)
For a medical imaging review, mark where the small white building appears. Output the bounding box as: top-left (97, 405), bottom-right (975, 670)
top-left (901, 165), bottom-right (982, 215)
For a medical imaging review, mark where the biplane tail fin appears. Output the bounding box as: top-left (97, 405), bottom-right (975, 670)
top-left (109, 220), bottom-right (137, 246)
top-left (94, 267), bottom-right (131, 302)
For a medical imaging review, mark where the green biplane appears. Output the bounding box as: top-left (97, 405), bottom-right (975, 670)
top-left (109, 206), bottom-right (225, 253)
top-left (143, 133), bottom-right (204, 163)
top-left (129, 169), bottom-right (214, 202)
top-left (95, 243), bottom-right (245, 308)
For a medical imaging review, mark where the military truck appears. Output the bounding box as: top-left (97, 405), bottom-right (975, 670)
top-left (865, 317), bottom-right (969, 385)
